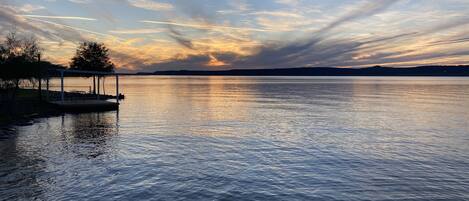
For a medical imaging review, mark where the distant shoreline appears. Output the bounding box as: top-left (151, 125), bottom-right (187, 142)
top-left (137, 66), bottom-right (469, 77)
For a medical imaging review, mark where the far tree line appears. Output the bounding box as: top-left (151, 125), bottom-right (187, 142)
top-left (0, 31), bottom-right (115, 100)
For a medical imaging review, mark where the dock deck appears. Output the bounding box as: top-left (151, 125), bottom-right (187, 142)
top-left (50, 100), bottom-right (119, 112)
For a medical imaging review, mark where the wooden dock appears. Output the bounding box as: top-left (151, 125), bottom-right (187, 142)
top-left (45, 69), bottom-right (123, 112)
top-left (49, 100), bottom-right (119, 112)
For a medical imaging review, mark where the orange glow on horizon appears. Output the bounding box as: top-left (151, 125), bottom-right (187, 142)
top-left (207, 54), bottom-right (228, 67)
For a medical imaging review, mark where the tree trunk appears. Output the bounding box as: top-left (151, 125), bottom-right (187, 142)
top-left (38, 78), bottom-right (42, 101)
top-left (46, 78), bottom-right (49, 101)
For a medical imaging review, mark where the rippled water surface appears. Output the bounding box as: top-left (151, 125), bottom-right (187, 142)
top-left (1, 76), bottom-right (469, 201)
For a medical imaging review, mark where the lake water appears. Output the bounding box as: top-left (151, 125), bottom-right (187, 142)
top-left (1, 76), bottom-right (469, 201)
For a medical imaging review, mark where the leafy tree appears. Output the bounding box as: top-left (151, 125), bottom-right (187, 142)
top-left (70, 42), bottom-right (114, 72)
top-left (0, 32), bottom-right (42, 90)
top-left (70, 42), bottom-right (115, 95)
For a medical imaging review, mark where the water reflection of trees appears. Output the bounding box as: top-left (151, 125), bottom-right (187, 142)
top-left (66, 112), bottom-right (118, 159)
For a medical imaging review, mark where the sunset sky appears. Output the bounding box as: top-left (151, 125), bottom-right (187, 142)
top-left (1, 0), bottom-right (468, 72)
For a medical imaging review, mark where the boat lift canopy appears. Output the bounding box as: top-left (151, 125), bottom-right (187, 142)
top-left (52, 69), bottom-right (121, 103)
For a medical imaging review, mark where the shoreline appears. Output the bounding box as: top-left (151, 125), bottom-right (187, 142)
top-left (0, 100), bottom-right (61, 140)
top-left (0, 89), bottom-right (120, 139)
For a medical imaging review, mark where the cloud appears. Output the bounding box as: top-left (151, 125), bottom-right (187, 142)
top-left (20, 14), bottom-right (97, 21)
top-left (229, 0), bottom-right (250, 11)
top-left (317, 0), bottom-right (400, 34)
top-left (142, 33), bottom-right (411, 71)
top-left (109, 50), bottom-right (147, 71)
top-left (275, 0), bottom-right (300, 6)
top-left (0, 5), bottom-right (127, 66)
top-left (137, 0), bottom-right (469, 72)
top-left (24, 17), bottom-right (120, 41)
top-left (140, 53), bottom-right (235, 71)
top-left (109, 28), bottom-right (165, 34)
top-left (69, 0), bottom-right (91, 4)
top-left (429, 37), bottom-right (469, 47)
top-left (255, 16), bottom-right (312, 31)
top-left (17, 4), bottom-right (45, 13)
top-left (1, 4), bottom-right (46, 13)
top-left (420, 17), bottom-right (469, 35)
top-left (128, 0), bottom-right (173, 11)
top-left (249, 11), bottom-right (303, 18)
top-left (141, 20), bottom-right (274, 32)
top-left (2, 0), bottom-right (469, 72)
top-left (0, 6), bottom-right (57, 39)
top-left (167, 26), bottom-right (195, 49)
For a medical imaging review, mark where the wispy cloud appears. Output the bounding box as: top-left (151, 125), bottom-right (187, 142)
top-left (109, 28), bottom-right (165, 34)
top-left (248, 11), bottom-right (303, 18)
top-left (69, 0), bottom-right (91, 4)
top-left (167, 26), bottom-right (195, 49)
top-left (23, 17), bottom-right (120, 40)
top-left (275, 0), bottom-right (300, 6)
top-left (318, 0), bottom-right (400, 34)
top-left (128, 0), bottom-right (173, 11)
top-left (20, 14), bottom-right (97, 21)
top-left (0, 6), bottom-right (57, 38)
top-left (17, 4), bottom-right (45, 13)
top-left (141, 20), bottom-right (274, 32)
top-left (1, 4), bottom-right (46, 13)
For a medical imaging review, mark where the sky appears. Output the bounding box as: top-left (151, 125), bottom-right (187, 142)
top-left (1, 0), bottom-right (469, 72)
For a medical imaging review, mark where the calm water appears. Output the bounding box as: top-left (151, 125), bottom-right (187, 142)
top-left (1, 76), bottom-right (469, 201)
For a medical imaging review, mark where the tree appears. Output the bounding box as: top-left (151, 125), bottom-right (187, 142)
top-left (70, 42), bottom-right (114, 72)
top-left (0, 32), bottom-right (43, 91)
top-left (70, 42), bottom-right (115, 94)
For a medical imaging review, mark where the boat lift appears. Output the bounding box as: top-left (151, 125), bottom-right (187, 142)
top-left (46, 69), bottom-right (122, 112)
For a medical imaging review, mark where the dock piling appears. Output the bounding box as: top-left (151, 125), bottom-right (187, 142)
top-left (60, 70), bottom-right (64, 103)
top-left (116, 74), bottom-right (119, 104)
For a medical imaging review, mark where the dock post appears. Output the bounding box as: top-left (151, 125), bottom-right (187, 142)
top-left (46, 77), bottom-right (49, 101)
top-left (60, 70), bottom-right (64, 103)
top-left (97, 76), bottom-right (100, 100)
top-left (38, 77), bottom-right (42, 101)
top-left (37, 54), bottom-right (42, 101)
top-left (116, 74), bottom-right (119, 104)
